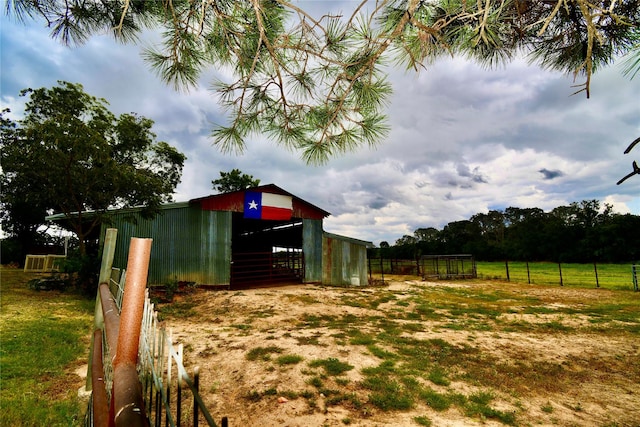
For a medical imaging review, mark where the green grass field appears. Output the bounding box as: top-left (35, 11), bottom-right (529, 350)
top-left (0, 267), bottom-right (94, 427)
top-left (476, 261), bottom-right (637, 290)
top-left (369, 258), bottom-right (638, 291)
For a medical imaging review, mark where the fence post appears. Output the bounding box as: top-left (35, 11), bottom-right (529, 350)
top-left (558, 263), bottom-right (563, 286)
top-left (91, 329), bottom-right (110, 427)
top-left (86, 228), bottom-right (118, 391)
top-left (594, 262), bottom-right (600, 288)
top-left (113, 238), bottom-right (152, 427)
top-left (193, 367), bottom-right (200, 427)
top-left (505, 260), bottom-right (510, 282)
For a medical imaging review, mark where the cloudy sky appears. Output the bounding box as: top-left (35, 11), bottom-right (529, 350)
top-left (2, 3), bottom-right (639, 246)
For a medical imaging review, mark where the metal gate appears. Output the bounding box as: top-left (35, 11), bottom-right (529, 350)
top-left (231, 249), bottom-right (304, 287)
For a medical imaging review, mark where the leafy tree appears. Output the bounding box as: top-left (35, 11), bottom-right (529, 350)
top-left (396, 200), bottom-right (638, 262)
top-left (470, 211), bottom-right (506, 259)
top-left (414, 227), bottom-right (440, 243)
top-left (211, 169), bottom-right (261, 193)
top-left (440, 220), bottom-right (483, 254)
top-left (8, 0), bottom-right (640, 163)
top-left (0, 81), bottom-right (186, 255)
top-left (0, 109), bottom-right (51, 261)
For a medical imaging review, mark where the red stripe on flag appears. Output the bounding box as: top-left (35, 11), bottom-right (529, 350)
top-left (262, 206), bottom-right (292, 220)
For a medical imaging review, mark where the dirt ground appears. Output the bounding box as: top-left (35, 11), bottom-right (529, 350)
top-left (142, 277), bottom-right (640, 427)
top-left (59, 276), bottom-right (640, 427)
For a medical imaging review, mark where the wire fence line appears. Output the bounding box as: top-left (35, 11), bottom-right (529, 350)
top-left (367, 256), bottom-right (638, 291)
top-left (85, 229), bottom-right (227, 426)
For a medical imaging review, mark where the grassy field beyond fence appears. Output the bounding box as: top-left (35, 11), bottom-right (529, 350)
top-left (0, 267), bottom-right (94, 426)
top-left (369, 258), bottom-right (638, 291)
top-left (476, 261), bottom-right (637, 290)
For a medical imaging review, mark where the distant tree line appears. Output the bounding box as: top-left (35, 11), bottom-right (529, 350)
top-left (376, 200), bottom-right (640, 263)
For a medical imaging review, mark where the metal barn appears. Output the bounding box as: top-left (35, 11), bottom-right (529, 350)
top-left (97, 185), bottom-right (371, 288)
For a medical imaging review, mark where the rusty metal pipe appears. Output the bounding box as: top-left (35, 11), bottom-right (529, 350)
top-left (99, 282), bottom-right (120, 359)
top-left (113, 238), bottom-right (152, 427)
top-left (113, 362), bottom-right (146, 427)
top-left (91, 329), bottom-right (110, 427)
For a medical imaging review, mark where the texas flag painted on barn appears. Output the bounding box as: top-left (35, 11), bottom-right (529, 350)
top-left (244, 192), bottom-right (293, 220)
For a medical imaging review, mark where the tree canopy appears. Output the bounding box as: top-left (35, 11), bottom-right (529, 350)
top-left (385, 200), bottom-right (640, 263)
top-left (7, 0), bottom-right (640, 164)
top-left (0, 81), bottom-right (186, 256)
top-left (211, 169), bottom-right (261, 193)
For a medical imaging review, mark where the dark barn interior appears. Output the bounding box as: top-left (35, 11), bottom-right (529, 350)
top-left (231, 213), bottom-right (304, 288)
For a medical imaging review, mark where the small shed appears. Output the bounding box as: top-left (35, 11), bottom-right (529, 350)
top-left (90, 184), bottom-right (371, 288)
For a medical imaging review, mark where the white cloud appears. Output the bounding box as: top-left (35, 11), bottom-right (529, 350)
top-left (2, 9), bottom-right (639, 247)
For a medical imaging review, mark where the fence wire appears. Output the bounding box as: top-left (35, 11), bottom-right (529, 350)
top-left (85, 267), bottom-right (226, 427)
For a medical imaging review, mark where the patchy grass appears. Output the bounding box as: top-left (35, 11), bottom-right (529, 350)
top-left (155, 299), bottom-right (198, 321)
top-left (0, 267), bottom-right (94, 426)
top-left (246, 345), bottom-right (283, 361)
top-left (138, 275), bottom-right (640, 426)
top-left (308, 357), bottom-right (354, 376)
top-left (276, 354), bottom-right (304, 366)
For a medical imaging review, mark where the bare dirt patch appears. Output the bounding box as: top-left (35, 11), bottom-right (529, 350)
top-left (159, 278), bottom-right (640, 427)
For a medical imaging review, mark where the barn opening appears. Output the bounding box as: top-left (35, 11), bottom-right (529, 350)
top-left (231, 212), bottom-right (304, 288)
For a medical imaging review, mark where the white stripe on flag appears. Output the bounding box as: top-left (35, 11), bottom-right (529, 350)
top-left (262, 193), bottom-right (292, 210)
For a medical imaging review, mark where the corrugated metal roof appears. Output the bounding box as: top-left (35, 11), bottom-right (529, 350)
top-left (323, 232), bottom-right (374, 248)
top-left (45, 201), bottom-right (190, 221)
top-left (46, 185), bottom-right (329, 222)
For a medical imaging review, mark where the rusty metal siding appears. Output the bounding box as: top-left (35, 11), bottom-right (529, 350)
top-left (192, 184), bottom-right (330, 220)
top-left (302, 219), bottom-right (323, 283)
top-left (200, 210), bottom-right (232, 285)
top-left (101, 205), bottom-right (231, 285)
top-left (322, 234), bottom-right (368, 286)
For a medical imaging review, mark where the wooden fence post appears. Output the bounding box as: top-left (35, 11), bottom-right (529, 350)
top-left (86, 228), bottom-right (118, 391)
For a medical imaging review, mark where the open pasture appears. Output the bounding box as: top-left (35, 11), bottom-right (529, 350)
top-left (162, 275), bottom-right (640, 426)
top-left (477, 261), bottom-right (637, 290)
top-left (2, 267), bottom-right (639, 426)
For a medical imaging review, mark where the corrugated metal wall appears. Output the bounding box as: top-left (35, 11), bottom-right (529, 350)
top-left (99, 203), bottom-right (369, 288)
top-left (302, 219), bottom-right (323, 283)
top-left (322, 234), bottom-right (368, 286)
top-left (101, 205), bottom-right (231, 285)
